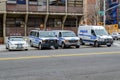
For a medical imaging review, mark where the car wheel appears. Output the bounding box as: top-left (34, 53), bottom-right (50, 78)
top-left (8, 45), bottom-right (11, 51)
top-left (30, 41), bottom-right (33, 47)
top-left (80, 39), bottom-right (85, 45)
top-left (55, 46), bottom-right (58, 49)
top-left (76, 45), bottom-right (80, 48)
top-left (61, 42), bottom-right (65, 49)
top-left (94, 41), bottom-right (99, 47)
top-left (25, 49), bottom-right (28, 51)
top-left (107, 44), bottom-right (111, 47)
top-left (6, 46), bottom-right (8, 49)
top-left (38, 43), bottom-right (42, 50)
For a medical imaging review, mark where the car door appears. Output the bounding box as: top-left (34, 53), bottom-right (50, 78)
top-left (58, 32), bottom-right (63, 46)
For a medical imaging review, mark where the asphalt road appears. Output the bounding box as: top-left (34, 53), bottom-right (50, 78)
top-left (0, 45), bottom-right (120, 80)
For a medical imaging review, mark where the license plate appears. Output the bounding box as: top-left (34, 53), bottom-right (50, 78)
top-left (107, 43), bottom-right (111, 45)
top-left (17, 44), bottom-right (23, 48)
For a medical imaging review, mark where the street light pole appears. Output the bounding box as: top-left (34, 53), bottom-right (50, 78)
top-left (103, 0), bottom-right (106, 27)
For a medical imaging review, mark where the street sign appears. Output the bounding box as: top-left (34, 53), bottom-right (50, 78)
top-left (98, 11), bottom-right (104, 16)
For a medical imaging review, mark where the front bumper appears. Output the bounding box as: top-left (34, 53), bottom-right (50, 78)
top-left (64, 41), bottom-right (80, 46)
top-left (98, 40), bottom-right (113, 45)
top-left (41, 40), bottom-right (58, 48)
top-left (9, 44), bottom-right (28, 50)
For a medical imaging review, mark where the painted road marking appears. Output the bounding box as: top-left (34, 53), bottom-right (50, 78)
top-left (0, 51), bottom-right (120, 61)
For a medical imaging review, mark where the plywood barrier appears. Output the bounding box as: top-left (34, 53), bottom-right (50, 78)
top-left (0, 37), bottom-right (4, 44)
top-left (105, 25), bottom-right (118, 34)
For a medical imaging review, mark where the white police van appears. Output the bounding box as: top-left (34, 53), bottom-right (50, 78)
top-left (78, 25), bottom-right (113, 47)
top-left (53, 30), bottom-right (80, 48)
top-left (29, 30), bottom-right (59, 49)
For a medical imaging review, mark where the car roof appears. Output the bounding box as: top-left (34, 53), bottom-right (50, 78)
top-left (52, 30), bottom-right (73, 32)
top-left (30, 30), bottom-right (54, 32)
top-left (9, 36), bottom-right (23, 38)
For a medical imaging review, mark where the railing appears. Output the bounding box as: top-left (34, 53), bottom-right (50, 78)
top-left (7, 4), bottom-right (26, 12)
top-left (6, 3), bottom-right (83, 14)
top-left (49, 6), bottom-right (65, 13)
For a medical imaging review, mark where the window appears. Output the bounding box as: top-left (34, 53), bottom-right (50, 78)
top-left (67, 0), bottom-right (83, 7)
top-left (7, 0), bottom-right (16, 4)
top-left (49, 0), bottom-right (65, 6)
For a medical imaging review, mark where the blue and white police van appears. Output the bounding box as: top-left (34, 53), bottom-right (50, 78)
top-left (29, 30), bottom-right (59, 49)
top-left (52, 30), bottom-right (80, 48)
top-left (78, 25), bottom-right (113, 47)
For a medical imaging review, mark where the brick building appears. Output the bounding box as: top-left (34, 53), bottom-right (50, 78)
top-left (0, 0), bottom-right (84, 43)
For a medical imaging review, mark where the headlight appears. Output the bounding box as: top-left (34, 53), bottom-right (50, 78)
top-left (42, 40), bottom-right (46, 43)
top-left (9, 42), bottom-right (15, 45)
top-left (64, 40), bottom-right (69, 42)
top-left (99, 38), bottom-right (104, 41)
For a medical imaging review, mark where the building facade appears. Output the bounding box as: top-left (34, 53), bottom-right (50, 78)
top-left (0, 0), bottom-right (84, 43)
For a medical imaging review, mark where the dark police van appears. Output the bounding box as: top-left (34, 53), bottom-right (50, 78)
top-left (29, 30), bottom-right (59, 49)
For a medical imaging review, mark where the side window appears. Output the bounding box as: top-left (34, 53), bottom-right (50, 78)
top-left (59, 32), bottom-right (62, 37)
top-left (30, 31), bottom-right (33, 36)
top-left (31, 31), bottom-right (36, 37)
top-left (36, 32), bottom-right (39, 37)
top-left (91, 30), bottom-right (96, 36)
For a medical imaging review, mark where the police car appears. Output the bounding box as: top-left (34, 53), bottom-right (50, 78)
top-left (52, 30), bottom-right (80, 48)
top-left (29, 30), bottom-right (59, 49)
top-left (6, 36), bottom-right (29, 51)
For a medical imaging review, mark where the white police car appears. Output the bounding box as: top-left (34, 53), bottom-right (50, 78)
top-left (6, 36), bottom-right (29, 51)
top-left (52, 30), bottom-right (80, 48)
top-left (29, 30), bottom-right (59, 50)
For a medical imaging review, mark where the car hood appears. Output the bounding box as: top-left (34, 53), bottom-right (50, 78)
top-left (62, 37), bottom-right (79, 40)
top-left (40, 37), bottom-right (58, 40)
top-left (98, 35), bottom-right (112, 39)
top-left (10, 41), bottom-right (27, 44)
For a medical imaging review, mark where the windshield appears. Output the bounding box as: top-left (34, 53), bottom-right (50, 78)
top-left (10, 37), bottom-right (24, 41)
top-left (94, 29), bottom-right (108, 36)
top-left (39, 31), bottom-right (56, 37)
top-left (62, 32), bottom-right (76, 37)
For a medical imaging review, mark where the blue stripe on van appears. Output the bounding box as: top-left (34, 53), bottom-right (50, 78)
top-left (79, 34), bottom-right (97, 39)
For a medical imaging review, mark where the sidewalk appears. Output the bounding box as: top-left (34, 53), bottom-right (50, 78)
top-left (0, 44), bottom-right (36, 52)
top-left (0, 44), bottom-right (6, 51)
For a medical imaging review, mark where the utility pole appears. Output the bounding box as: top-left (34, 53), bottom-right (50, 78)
top-left (103, 0), bottom-right (106, 27)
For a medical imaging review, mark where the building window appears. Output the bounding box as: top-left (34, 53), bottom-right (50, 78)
top-left (49, 0), bottom-right (65, 6)
top-left (6, 18), bottom-right (24, 27)
top-left (7, 0), bottom-right (16, 4)
top-left (29, 0), bottom-right (47, 6)
top-left (29, 0), bottom-right (37, 5)
top-left (64, 18), bottom-right (76, 27)
top-left (27, 17), bottom-right (44, 27)
top-left (54, 19), bottom-right (62, 27)
top-left (47, 18), bottom-right (54, 27)
top-left (47, 18), bottom-right (62, 27)
top-left (68, 0), bottom-right (83, 7)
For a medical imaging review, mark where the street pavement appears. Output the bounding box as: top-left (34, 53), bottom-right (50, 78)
top-left (0, 45), bottom-right (36, 52)
top-left (0, 40), bottom-right (120, 52)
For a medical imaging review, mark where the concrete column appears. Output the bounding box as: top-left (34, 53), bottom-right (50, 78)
top-left (44, 14), bottom-right (49, 30)
top-left (62, 15), bottom-right (67, 30)
top-left (24, 0), bottom-right (28, 36)
top-left (3, 13), bottom-right (6, 43)
top-left (65, 0), bottom-right (68, 13)
top-left (25, 14), bottom-right (28, 36)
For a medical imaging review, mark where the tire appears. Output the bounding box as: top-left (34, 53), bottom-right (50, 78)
top-left (76, 45), bottom-right (80, 48)
top-left (38, 43), bottom-right (42, 50)
top-left (8, 45), bottom-right (11, 51)
top-left (61, 42), bottom-right (65, 49)
top-left (94, 41), bottom-right (99, 47)
top-left (30, 41), bottom-right (33, 47)
top-left (25, 49), bottom-right (28, 51)
top-left (80, 39), bottom-right (85, 45)
top-left (55, 46), bottom-right (58, 49)
top-left (107, 45), bottom-right (111, 47)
